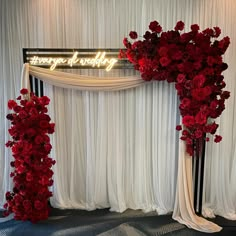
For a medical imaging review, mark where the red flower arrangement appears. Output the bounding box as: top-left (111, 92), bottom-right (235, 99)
top-left (3, 89), bottom-right (55, 223)
top-left (120, 20), bottom-right (230, 156)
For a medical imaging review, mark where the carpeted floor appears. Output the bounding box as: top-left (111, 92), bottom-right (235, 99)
top-left (0, 208), bottom-right (236, 236)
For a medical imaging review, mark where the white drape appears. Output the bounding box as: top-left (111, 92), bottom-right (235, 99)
top-left (173, 140), bottom-right (221, 232)
top-left (1, 0), bottom-right (236, 233)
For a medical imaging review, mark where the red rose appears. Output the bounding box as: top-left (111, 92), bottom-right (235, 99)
top-left (23, 200), bottom-right (32, 211)
top-left (176, 125), bottom-right (182, 131)
top-left (218, 36), bottom-right (230, 52)
top-left (26, 128), bottom-right (36, 138)
top-left (177, 74), bottom-right (186, 83)
top-left (221, 91), bottom-right (230, 99)
top-left (177, 63), bottom-right (184, 72)
top-left (129, 31), bottom-right (138, 39)
top-left (172, 51), bottom-right (183, 60)
top-left (8, 100), bottom-right (17, 109)
top-left (26, 172), bottom-right (33, 182)
top-left (193, 75), bottom-right (206, 88)
top-left (43, 135), bottom-right (50, 143)
top-left (39, 120), bottom-right (49, 129)
top-left (5, 141), bottom-right (14, 147)
top-left (193, 61), bottom-right (202, 70)
top-left (195, 111), bottom-right (207, 125)
top-left (149, 21), bottom-right (162, 33)
top-left (47, 123), bottom-right (55, 134)
top-left (160, 57), bottom-right (171, 67)
top-left (194, 129), bottom-right (203, 138)
top-left (16, 164), bottom-right (26, 174)
top-left (184, 80), bottom-right (192, 90)
top-left (203, 28), bottom-right (214, 36)
top-left (3, 203), bottom-right (8, 209)
top-left (205, 122), bottom-right (219, 134)
top-left (210, 100), bottom-right (218, 109)
top-left (40, 96), bottom-right (50, 105)
top-left (6, 114), bottom-right (14, 120)
top-left (39, 176), bottom-right (49, 186)
top-left (213, 27), bottom-right (221, 37)
top-left (174, 21), bottom-right (185, 31)
top-left (44, 143), bottom-right (52, 153)
top-left (14, 194), bottom-right (23, 206)
top-left (34, 200), bottom-right (43, 210)
top-left (123, 37), bottom-right (130, 48)
top-left (39, 114), bottom-right (51, 121)
top-left (13, 105), bottom-right (21, 113)
top-left (143, 31), bottom-right (151, 39)
top-left (118, 49), bottom-right (126, 59)
top-left (191, 86), bottom-right (211, 101)
top-left (11, 143), bottom-right (22, 154)
top-left (214, 135), bottom-right (222, 143)
top-left (158, 47), bottom-right (168, 56)
top-left (20, 88), bottom-right (28, 95)
top-left (182, 115), bottom-right (195, 127)
top-left (207, 56), bottom-right (215, 66)
top-left (191, 24), bottom-right (199, 32)
top-left (126, 50), bottom-right (137, 64)
top-left (48, 179), bottom-right (54, 186)
top-left (186, 138), bottom-right (193, 145)
top-left (179, 98), bottom-right (191, 110)
top-left (35, 135), bottom-right (44, 144)
top-left (18, 110), bottom-right (28, 119)
top-left (29, 107), bottom-right (38, 116)
top-left (131, 41), bottom-right (142, 50)
top-left (5, 192), bottom-right (12, 199)
top-left (180, 32), bottom-right (192, 43)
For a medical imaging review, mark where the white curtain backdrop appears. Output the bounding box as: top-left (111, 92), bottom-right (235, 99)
top-left (45, 80), bottom-right (178, 214)
top-left (1, 0), bottom-right (236, 232)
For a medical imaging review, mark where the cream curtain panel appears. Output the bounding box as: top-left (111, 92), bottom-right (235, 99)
top-left (1, 0), bottom-right (236, 233)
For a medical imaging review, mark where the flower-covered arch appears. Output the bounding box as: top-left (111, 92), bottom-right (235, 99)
top-left (119, 20), bottom-right (230, 156)
top-left (3, 20), bottom-right (230, 224)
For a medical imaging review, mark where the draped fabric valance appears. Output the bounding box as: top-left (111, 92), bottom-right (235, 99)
top-left (21, 63), bottom-right (146, 92)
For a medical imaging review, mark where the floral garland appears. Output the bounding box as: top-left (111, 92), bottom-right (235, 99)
top-left (120, 21), bottom-right (230, 155)
top-left (3, 89), bottom-right (55, 223)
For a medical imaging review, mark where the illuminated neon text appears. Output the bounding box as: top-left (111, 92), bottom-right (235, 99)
top-left (29, 51), bottom-right (118, 71)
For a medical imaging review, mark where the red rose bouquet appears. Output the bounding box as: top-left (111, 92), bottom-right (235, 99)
top-left (120, 20), bottom-right (230, 155)
top-left (3, 89), bottom-right (55, 223)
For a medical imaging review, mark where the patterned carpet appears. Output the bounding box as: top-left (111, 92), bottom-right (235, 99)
top-left (0, 208), bottom-right (236, 236)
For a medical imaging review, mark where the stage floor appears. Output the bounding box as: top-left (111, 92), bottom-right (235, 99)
top-left (1, 208), bottom-right (236, 235)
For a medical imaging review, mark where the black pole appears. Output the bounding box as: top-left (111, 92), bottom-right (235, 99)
top-left (193, 139), bottom-right (199, 214)
top-left (198, 135), bottom-right (206, 215)
top-left (193, 136), bottom-right (206, 215)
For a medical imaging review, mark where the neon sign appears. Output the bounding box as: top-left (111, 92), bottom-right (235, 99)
top-left (29, 51), bottom-right (118, 71)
